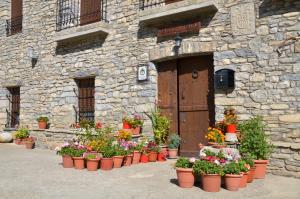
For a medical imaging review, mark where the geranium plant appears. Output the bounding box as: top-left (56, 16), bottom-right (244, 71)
top-left (175, 157), bottom-right (195, 168)
top-left (205, 127), bottom-right (225, 144)
top-left (130, 113), bottom-right (144, 128)
top-left (223, 162), bottom-right (241, 175)
top-left (147, 141), bottom-right (161, 153)
top-left (193, 160), bottom-right (223, 175)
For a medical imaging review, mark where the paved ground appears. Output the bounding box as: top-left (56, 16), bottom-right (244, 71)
top-left (0, 144), bottom-right (300, 199)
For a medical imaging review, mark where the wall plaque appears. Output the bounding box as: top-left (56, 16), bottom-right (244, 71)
top-left (231, 3), bottom-right (255, 35)
top-left (137, 65), bottom-right (148, 81)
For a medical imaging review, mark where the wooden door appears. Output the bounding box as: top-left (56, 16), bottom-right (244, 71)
top-left (11, 0), bottom-right (23, 34)
top-left (80, 0), bottom-right (101, 25)
top-left (178, 56), bottom-right (215, 156)
top-left (157, 60), bottom-right (178, 134)
top-left (8, 87), bottom-right (20, 128)
top-left (77, 78), bottom-right (95, 122)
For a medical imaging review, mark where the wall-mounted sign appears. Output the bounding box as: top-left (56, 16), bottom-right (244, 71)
top-left (137, 65), bottom-right (148, 81)
top-left (157, 21), bottom-right (201, 37)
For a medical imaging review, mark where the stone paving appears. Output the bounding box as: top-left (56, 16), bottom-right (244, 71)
top-left (0, 143), bottom-right (300, 199)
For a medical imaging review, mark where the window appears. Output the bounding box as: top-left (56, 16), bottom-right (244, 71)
top-left (7, 0), bottom-right (23, 36)
top-left (7, 87), bottom-right (20, 128)
top-left (76, 78), bottom-right (95, 122)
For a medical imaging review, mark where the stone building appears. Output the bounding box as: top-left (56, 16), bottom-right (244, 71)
top-left (0, 0), bottom-right (299, 177)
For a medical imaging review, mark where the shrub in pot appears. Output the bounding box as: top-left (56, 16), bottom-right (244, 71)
top-left (86, 154), bottom-right (100, 171)
top-left (238, 160), bottom-right (250, 188)
top-left (175, 157), bottom-right (195, 188)
top-left (168, 134), bottom-right (181, 159)
top-left (37, 116), bottom-right (49, 129)
top-left (13, 127), bottom-right (30, 145)
top-left (56, 142), bottom-right (75, 168)
top-left (101, 145), bottom-right (115, 170)
top-left (239, 116), bottom-right (274, 179)
top-left (193, 159), bottom-right (223, 192)
top-left (223, 162), bottom-right (242, 191)
top-left (72, 145), bottom-right (87, 170)
top-left (113, 145), bottom-right (127, 168)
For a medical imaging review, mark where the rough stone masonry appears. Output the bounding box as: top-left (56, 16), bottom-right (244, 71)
top-left (0, 0), bottom-right (299, 178)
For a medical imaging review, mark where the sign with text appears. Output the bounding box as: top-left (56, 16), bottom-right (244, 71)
top-left (157, 21), bottom-right (201, 37)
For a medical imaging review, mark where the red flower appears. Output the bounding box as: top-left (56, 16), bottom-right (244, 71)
top-left (95, 122), bottom-right (102, 129)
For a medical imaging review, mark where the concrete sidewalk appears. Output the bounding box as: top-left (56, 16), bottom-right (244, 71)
top-left (0, 143), bottom-right (299, 199)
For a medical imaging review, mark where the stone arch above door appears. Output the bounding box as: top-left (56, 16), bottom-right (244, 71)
top-left (149, 41), bottom-right (216, 62)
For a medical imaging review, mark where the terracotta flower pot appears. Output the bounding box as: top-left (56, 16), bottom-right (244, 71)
top-left (132, 151), bottom-right (141, 164)
top-left (73, 157), bottom-right (85, 170)
top-left (38, 121), bottom-right (47, 129)
top-left (86, 158), bottom-right (100, 171)
top-left (239, 172), bottom-right (248, 188)
top-left (160, 145), bottom-right (168, 155)
top-left (201, 174), bottom-right (221, 192)
top-left (124, 154), bottom-right (133, 166)
top-left (247, 167), bottom-right (255, 183)
top-left (101, 158), bottom-right (113, 170)
top-left (25, 142), bottom-right (34, 149)
top-left (148, 151), bottom-right (158, 162)
top-left (176, 168), bottom-right (195, 188)
top-left (224, 174), bottom-right (242, 191)
top-left (168, 148), bottom-right (178, 159)
top-left (62, 155), bottom-right (73, 168)
top-left (207, 142), bottom-right (217, 146)
top-left (131, 126), bottom-right (141, 135)
top-left (157, 153), bottom-right (166, 161)
top-left (14, 139), bottom-right (22, 145)
top-left (254, 160), bottom-right (268, 179)
top-left (212, 144), bottom-right (227, 149)
top-left (113, 156), bottom-right (124, 168)
top-left (227, 124), bottom-right (236, 133)
top-left (140, 154), bottom-right (149, 163)
top-left (123, 121), bottom-right (131, 129)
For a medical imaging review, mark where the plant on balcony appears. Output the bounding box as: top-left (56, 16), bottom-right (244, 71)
top-left (37, 116), bottom-right (49, 129)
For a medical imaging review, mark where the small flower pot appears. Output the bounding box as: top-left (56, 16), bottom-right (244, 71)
top-left (14, 139), bottom-right (22, 145)
top-left (254, 160), bottom-right (268, 179)
top-left (140, 154), bottom-right (149, 163)
top-left (73, 157), bottom-right (85, 170)
top-left (160, 145), bottom-right (168, 155)
top-left (132, 151), bottom-right (141, 164)
top-left (168, 148), bottom-right (178, 159)
top-left (201, 174), bottom-right (221, 192)
top-left (123, 121), bottom-right (131, 129)
top-left (124, 154), bottom-right (133, 166)
top-left (227, 124), bottom-right (236, 133)
top-left (247, 167), bottom-right (255, 183)
top-left (25, 142), bottom-right (34, 149)
top-left (148, 151), bottom-right (158, 162)
top-left (131, 126), bottom-right (141, 135)
top-left (62, 155), bottom-right (73, 168)
top-left (86, 158), bottom-right (100, 171)
top-left (176, 168), bottom-right (195, 188)
top-left (113, 156), bottom-right (124, 168)
top-left (224, 174), bottom-right (242, 191)
top-left (157, 153), bottom-right (166, 162)
top-left (101, 158), bottom-right (113, 170)
top-left (239, 172), bottom-right (248, 188)
top-left (38, 121), bottom-right (47, 129)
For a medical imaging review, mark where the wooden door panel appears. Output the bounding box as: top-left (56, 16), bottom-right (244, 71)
top-left (80, 0), bottom-right (101, 25)
top-left (157, 60), bottom-right (178, 134)
top-left (11, 0), bottom-right (23, 34)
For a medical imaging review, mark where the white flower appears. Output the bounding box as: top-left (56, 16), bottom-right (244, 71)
top-left (189, 157), bottom-right (196, 163)
top-left (200, 151), bottom-right (207, 157)
top-left (214, 160), bottom-right (220, 165)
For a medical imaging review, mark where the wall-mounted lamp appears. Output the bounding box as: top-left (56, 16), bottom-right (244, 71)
top-left (28, 46), bottom-right (39, 67)
top-left (174, 35), bottom-right (183, 48)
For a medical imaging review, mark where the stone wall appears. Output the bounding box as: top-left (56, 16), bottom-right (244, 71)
top-left (0, 0), bottom-right (299, 177)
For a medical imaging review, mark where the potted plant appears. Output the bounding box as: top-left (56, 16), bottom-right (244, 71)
top-left (113, 145), bottom-right (127, 168)
top-left (72, 144), bottom-right (87, 170)
top-left (37, 116), bottom-right (49, 129)
top-left (224, 107), bottom-right (238, 133)
top-left (168, 134), bottom-right (181, 158)
top-left (193, 160), bottom-right (223, 192)
top-left (132, 141), bottom-right (143, 164)
top-left (243, 155), bottom-right (255, 183)
top-left (130, 113), bottom-right (144, 135)
top-left (85, 154), bottom-right (100, 171)
top-left (238, 160), bottom-right (250, 188)
top-left (205, 127), bottom-right (226, 148)
top-left (175, 157), bottom-right (195, 188)
top-left (56, 142), bottom-right (75, 168)
top-left (101, 144), bottom-right (115, 170)
top-left (223, 162), bottom-right (242, 191)
top-left (122, 116), bottom-right (132, 129)
top-left (140, 147), bottom-right (149, 163)
top-left (24, 137), bottom-right (35, 149)
top-left (239, 116), bottom-right (274, 179)
top-left (147, 141), bottom-right (160, 162)
top-left (13, 127), bottom-right (30, 145)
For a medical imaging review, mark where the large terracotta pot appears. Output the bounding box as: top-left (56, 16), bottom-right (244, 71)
top-left (254, 160), bottom-right (269, 179)
top-left (86, 158), bottom-right (100, 171)
top-left (148, 151), bottom-right (158, 162)
top-left (201, 174), bottom-right (221, 192)
top-left (101, 158), bottom-right (113, 170)
top-left (140, 154), bottom-right (149, 163)
top-left (123, 121), bottom-right (131, 129)
top-left (124, 154), bottom-right (133, 166)
top-left (113, 156), bottom-right (124, 168)
top-left (73, 157), bottom-right (85, 170)
top-left (25, 142), bottom-right (34, 149)
top-left (62, 155), bottom-right (73, 168)
top-left (38, 121), bottom-right (47, 129)
top-left (132, 151), bottom-right (141, 164)
top-left (227, 124), bottom-right (236, 133)
top-left (176, 168), bottom-right (194, 188)
top-left (157, 153), bottom-right (166, 161)
top-left (247, 167), bottom-right (255, 183)
top-left (224, 174), bottom-right (242, 191)
top-left (239, 172), bottom-right (248, 188)
top-left (131, 126), bottom-right (141, 135)
top-left (168, 149), bottom-right (178, 159)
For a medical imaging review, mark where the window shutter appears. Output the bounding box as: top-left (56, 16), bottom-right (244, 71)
top-left (77, 78), bottom-right (95, 122)
top-left (11, 0), bottom-right (23, 34)
top-left (80, 0), bottom-right (101, 25)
